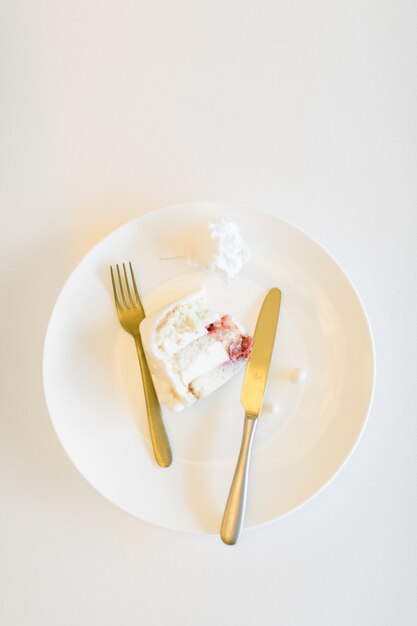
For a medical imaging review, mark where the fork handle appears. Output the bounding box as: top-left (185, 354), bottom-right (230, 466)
top-left (134, 335), bottom-right (172, 467)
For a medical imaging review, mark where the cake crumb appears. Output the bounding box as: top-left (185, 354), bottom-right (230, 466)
top-left (290, 368), bottom-right (306, 384)
top-left (263, 402), bottom-right (279, 416)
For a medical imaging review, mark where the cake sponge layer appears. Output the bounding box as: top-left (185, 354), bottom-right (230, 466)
top-left (152, 290), bottom-right (219, 357)
top-left (139, 288), bottom-right (253, 412)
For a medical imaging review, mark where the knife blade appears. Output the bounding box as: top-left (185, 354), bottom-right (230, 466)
top-left (241, 287), bottom-right (281, 418)
top-left (220, 287), bottom-right (282, 545)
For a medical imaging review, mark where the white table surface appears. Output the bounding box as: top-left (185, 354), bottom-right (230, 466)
top-left (1, 2), bottom-right (416, 625)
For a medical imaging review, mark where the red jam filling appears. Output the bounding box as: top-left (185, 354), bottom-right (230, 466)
top-left (228, 335), bottom-right (254, 361)
top-left (206, 315), bottom-right (254, 361)
top-left (206, 314), bottom-right (236, 334)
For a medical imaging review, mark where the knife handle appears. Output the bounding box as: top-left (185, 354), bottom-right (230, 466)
top-left (220, 416), bottom-right (258, 545)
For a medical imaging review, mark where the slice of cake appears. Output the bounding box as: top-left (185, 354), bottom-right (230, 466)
top-left (139, 288), bottom-right (253, 412)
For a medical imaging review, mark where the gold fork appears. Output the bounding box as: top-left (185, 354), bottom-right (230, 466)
top-left (110, 262), bottom-right (172, 467)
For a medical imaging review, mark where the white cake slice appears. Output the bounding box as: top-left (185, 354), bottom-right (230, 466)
top-left (139, 288), bottom-right (253, 412)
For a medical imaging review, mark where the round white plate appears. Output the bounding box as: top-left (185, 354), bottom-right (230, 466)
top-left (43, 203), bottom-right (375, 533)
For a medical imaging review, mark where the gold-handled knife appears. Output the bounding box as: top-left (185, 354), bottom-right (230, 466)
top-left (220, 287), bottom-right (282, 544)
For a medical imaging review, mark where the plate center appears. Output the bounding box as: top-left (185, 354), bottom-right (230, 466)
top-left (112, 272), bottom-right (307, 464)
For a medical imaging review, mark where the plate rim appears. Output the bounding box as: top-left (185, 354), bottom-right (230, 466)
top-left (42, 201), bottom-right (376, 533)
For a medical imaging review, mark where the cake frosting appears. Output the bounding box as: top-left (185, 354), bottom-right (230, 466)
top-left (185, 219), bottom-right (250, 279)
top-left (139, 288), bottom-right (253, 412)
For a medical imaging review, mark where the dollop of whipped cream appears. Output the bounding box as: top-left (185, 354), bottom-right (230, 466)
top-left (186, 219), bottom-right (250, 279)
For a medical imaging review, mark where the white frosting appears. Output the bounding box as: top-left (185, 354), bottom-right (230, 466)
top-left (174, 337), bottom-right (228, 385)
top-left (186, 219), bottom-right (250, 279)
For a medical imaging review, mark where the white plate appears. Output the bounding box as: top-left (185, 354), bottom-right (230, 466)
top-left (43, 203), bottom-right (375, 533)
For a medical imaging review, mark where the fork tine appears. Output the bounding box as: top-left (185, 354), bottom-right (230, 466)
top-left (110, 266), bottom-right (122, 311)
top-left (129, 261), bottom-right (140, 303)
top-left (123, 263), bottom-right (135, 307)
top-left (116, 264), bottom-right (129, 309)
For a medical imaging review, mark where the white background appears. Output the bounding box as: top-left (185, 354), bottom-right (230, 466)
top-left (1, 1), bottom-right (416, 625)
